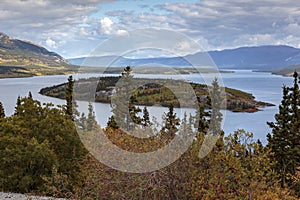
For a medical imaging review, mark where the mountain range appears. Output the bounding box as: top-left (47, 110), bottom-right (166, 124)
top-left (0, 31), bottom-right (299, 78)
top-left (69, 45), bottom-right (300, 74)
top-left (0, 32), bottom-right (77, 77)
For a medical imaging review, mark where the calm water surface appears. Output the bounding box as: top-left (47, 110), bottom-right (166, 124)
top-left (0, 70), bottom-right (293, 144)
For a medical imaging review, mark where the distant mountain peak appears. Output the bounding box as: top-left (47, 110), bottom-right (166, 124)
top-left (68, 45), bottom-right (300, 70)
top-left (0, 32), bottom-right (10, 39)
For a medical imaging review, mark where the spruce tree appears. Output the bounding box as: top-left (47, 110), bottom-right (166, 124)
top-left (141, 107), bottom-right (151, 127)
top-left (87, 102), bottom-right (97, 131)
top-left (78, 113), bottom-right (87, 130)
top-left (162, 104), bottom-right (180, 140)
top-left (129, 95), bottom-right (142, 128)
top-left (289, 72), bottom-right (300, 144)
top-left (66, 75), bottom-right (74, 120)
top-left (195, 96), bottom-right (209, 134)
top-left (14, 96), bottom-right (21, 115)
top-left (267, 72), bottom-right (300, 187)
top-left (209, 78), bottom-right (223, 136)
top-left (111, 66), bottom-right (141, 130)
top-left (28, 91), bottom-right (33, 99)
top-left (106, 116), bottom-right (119, 130)
top-left (0, 102), bottom-right (5, 118)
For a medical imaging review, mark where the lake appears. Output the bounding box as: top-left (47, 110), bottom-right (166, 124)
top-left (0, 70), bottom-right (293, 144)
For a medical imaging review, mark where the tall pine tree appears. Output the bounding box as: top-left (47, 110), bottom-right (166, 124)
top-left (87, 102), bottom-right (97, 131)
top-left (66, 75), bottom-right (74, 120)
top-left (209, 78), bottom-right (223, 136)
top-left (195, 96), bottom-right (209, 135)
top-left (267, 71), bottom-right (300, 188)
top-left (0, 102), bottom-right (5, 118)
top-left (106, 116), bottom-right (119, 130)
top-left (129, 95), bottom-right (142, 129)
top-left (141, 106), bottom-right (151, 127)
top-left (161, 104), bottom-right (180, 140)
top-left (111, 66), bottom-right (141, 130)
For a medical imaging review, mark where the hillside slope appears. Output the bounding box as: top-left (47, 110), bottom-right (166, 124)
top-left (272, 65), bottom-right (300, 76)
top-left (0, 32), bottom-right (77, 77)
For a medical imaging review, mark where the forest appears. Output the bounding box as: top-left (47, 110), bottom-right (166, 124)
top-left (0, 67), bottom-right (299, 199)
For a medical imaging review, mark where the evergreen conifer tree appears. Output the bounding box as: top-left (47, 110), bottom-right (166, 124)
top-left (162, 104), bottom-right (180, 140)
top-left (111, 66), bottom-right (141, 130)
top-left (14, 96), bottom-right (21, 115)
top-left (28, 91), bottom-right (33, 99)
top-left (66, 75), bottom-right (74, 120)
top-left (0, 102), bottom-right (5, 118)
top-left (87, 102), bottom-right (97, 131)
top-left (106, 116), bottom-right (119, 130)
top-left (129, 95), bottom-right (142, 128)
top-left (209, 78), bottom-right (223, 136)
top-left (141, 107), bottom-right (151, 127)
top-left (78, 113), bottom-right (87, 130)
top-left (267, 71), bottom-right (300, 187)
top-left (195, 96), bottom-right (209, 134)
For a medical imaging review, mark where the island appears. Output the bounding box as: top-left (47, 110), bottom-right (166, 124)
top-left (39, 76), bottom-right (275, 112)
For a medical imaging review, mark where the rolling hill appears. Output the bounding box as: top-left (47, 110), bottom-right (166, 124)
top-left (69, 45), bottom-right (300, 72)
top-left (0, 32), bottom-right (78, 78)
top-left (271, 65), bottom-right (300, 76)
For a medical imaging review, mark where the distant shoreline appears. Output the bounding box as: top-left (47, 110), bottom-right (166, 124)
top-left (0, 66), bottom-right (234, 79)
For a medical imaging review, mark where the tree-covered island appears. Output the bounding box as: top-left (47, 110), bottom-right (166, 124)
top-left (40, 69), bottom-right (274, 112)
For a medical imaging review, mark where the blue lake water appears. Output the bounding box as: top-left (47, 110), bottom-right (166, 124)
top-left (0, 70), bottom-right (293, 144)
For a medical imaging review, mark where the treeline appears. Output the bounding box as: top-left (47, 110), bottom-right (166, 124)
top-left (0, 68), bottom-right (299, 199)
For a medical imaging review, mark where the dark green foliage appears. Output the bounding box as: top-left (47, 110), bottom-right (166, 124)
top-left (129, 95), bottom-right (142, 128)
top-left (78, 113), bottom-right (87, 130)
top-left (0, 101), bottom-right (5, 118)
top-left (28, 91), bottom-right (33, 99)
top-left (208, 78), bottom-right (223, 136)
top-left (289, 72), bottom-right (300, 142)
top-left (195, 96), bottom-right (209, 134)
top-left (0, 136), bottom-right (55, 192)
top-left (87, 102), bottom-right (97, 131)
top-left (141, 107), bottom-right (151, 127)
top-left (161, 104), bottom-right (180, 139)
top-left (267, 71), bottom-right (300, 188)
top-left (14, 96), bottom-right (21, 115)
top-left (65, 75), bottom-right (74, 120)
top-left (111, 66), bottom-right (141, 130)
top-left (0, 95), bottom-right (87, 194)
top-left (106, 116), bottom-right (119, 130)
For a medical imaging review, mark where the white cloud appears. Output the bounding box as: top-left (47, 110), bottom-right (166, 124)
top-left (100, 17), bottom-right (114, 34)
top-left (45, 37), bottom-right (57, 48)
top-left (0, 0), bottom-right (113, 57)
top-left (106, 0), bottom-right (300, 51)
top-left (116, 29), bottom-right (129, 36)
top-left (79, 27), bottom-right (89, 36)
top-left (99, 17), bottom-right (129, 36)
top-left (2, 0), bottom-right (300, 58)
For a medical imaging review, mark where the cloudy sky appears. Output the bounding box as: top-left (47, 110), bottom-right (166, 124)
top-left (1, 0), bottom-right (300, 58)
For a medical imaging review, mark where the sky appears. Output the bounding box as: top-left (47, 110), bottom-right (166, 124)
top-left (1, 0), bottom-right (300, 58)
